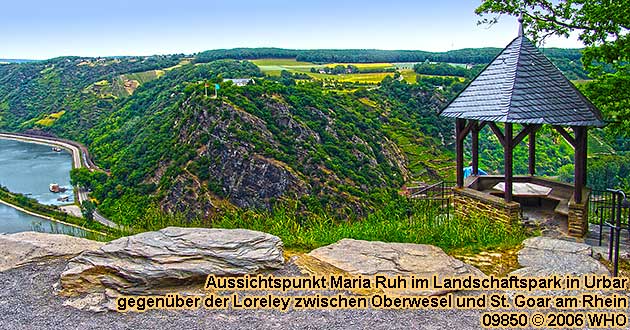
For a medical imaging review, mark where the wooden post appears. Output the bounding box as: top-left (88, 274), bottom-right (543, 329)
top-left (456, 119), bottom-right (465, 188)
top-left (574, 126), bottom-right (586, 203)
top-left (504, 123), bottom-right (513, 202)
top-left (472, 121), bottom-right (479, 176)
top-left (528, 130), bottom-right (536, 176)
top-left (583, 128), bottom-right (588, 186)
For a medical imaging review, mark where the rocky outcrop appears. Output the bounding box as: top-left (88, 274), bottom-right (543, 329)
top-left (59, 227), bottom-right (284, 295)
top-left (167, 101), bottom-right (310, 212)
top-left (0, 232), bottom-right (103, 271)
top-left (308, 238), bottom-right (484, 295)
top-left (510, 236), bottom-right (610, 276)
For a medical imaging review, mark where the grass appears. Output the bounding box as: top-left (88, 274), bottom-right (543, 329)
top-left (250, 58), bottom-right (407, 83)
top-left (385, 123), bottom-right (454, 181)
top-left (400, 69), bottom-right (417, 83)
top-left (35, 110), bottom-right (66, 127)
top-left (123, 70), bottom-right (162, 85)
top-left (88, 69), bottom-right (165, 98)
top-left (251, 58), bottom-right (315, 66)
top-left (359, 97), bottom-right (378, 107)
top-left (34, 118), bottom-right (55, 127)
top-left (124, 198), bottom-right (529, 253)
top-left (164, 58), bottom-right (192, 71)
top-left (49, 110), bottom-right (66, 119)
top-left (318, 72), bottom-right (394, 84)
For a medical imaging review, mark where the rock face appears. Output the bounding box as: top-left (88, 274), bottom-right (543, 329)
top-left (165, 101), bottom-right (310, 214)
top-left (510, 236), bottom-right (610, 276)
top-left (0, 232), bottom-right (103, 272)
top-left (308, 239), bottom-right (484, 295)
top-left (59, 227), bottom-right (284, 295)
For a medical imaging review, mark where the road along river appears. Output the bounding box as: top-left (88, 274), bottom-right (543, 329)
top-left (0, 132), bottom-right (117, 229)
top-left (0, 138), bottom-right (86, 235)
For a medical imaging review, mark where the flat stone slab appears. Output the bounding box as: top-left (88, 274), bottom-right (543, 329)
top-left (0, 232), bottom-right (103, 272)
top-left (493, 182), bottom-right (552, 197)
top-left (59, 227), bottom-right (284, 295)
top-left (308, 239), bottom-right (484, 295)
top-left (510, 236), bottom-right (610, 277)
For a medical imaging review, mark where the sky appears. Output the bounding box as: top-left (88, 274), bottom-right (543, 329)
top-left (0, 0), bottom-right (584, 60)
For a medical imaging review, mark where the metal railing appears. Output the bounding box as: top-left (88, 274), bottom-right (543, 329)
top-left (408, 181), bottom-right (456, 216)
top-left (590, 190), bottom-right (630, 242)
top-left (590, 189), bottom-right (630, 276)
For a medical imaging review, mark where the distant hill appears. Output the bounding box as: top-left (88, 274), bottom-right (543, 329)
top-left (195, 47), bottom-right (584, 64)
top-left (0, 59), bottom-right (37, 64)
top-left (194, 47), bottom-right (589, 79)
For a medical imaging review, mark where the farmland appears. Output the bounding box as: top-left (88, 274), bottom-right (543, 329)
top-left (250, 58), bottom-right (418, 83)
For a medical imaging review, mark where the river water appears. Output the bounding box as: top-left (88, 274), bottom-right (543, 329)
top-left (0, 138), bottom-right (85, 235)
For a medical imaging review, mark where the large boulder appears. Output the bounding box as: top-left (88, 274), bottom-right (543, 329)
top-left (510, 236), bottom-right (610, 276)
top-left (59, 227), bottom-right (284, 295)
top-left (308, 239), bottom-right (484, 295)
top-left (0, 232), bottom-right (103, 272)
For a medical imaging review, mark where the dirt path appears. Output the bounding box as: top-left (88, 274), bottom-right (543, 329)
top-left (0, 259), bottom-right (482, 330)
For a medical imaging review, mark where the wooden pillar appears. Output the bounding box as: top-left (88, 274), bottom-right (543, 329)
top-left (504, 123), bottom-right (513, 202)
top-left (583, 128), bottom-right (588, 186)
top-left (574, 126), bottom-right (587, 203)
top-left (456, 119), bottom-right (466, 188)
top-left (472, 121), bottom-right (479, 176)
top-left (528, 130), bottom-right (536, 176)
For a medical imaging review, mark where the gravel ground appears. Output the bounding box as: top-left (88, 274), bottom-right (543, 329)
top-left (0, 259), bottom-right (483, 330)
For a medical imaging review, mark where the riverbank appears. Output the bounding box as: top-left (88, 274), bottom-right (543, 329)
top-left (0, 133), bottom-right (84, 168)
top-left (0, 199), bottom-right (105, 237)
top-left (0, 186), bottom-right (111, 239)
top-left (0, 132), bottom-right (118, 229)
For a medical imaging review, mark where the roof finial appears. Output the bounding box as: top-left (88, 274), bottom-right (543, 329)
top-left (518, 12), bottom-right (524, 37)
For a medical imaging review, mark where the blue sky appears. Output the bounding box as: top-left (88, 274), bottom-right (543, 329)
top-left (0, 0), bottom-right (583, 59)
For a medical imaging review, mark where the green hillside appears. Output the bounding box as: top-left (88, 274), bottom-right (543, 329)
top-left (0, 48), bottom-right (625, 232)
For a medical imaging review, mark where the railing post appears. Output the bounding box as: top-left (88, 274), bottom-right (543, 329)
top-left (605, 189), bottom-right (625, 277)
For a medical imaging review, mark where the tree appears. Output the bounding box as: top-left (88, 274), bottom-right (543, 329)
top-left (81, 200), bottom-right (96, 222)
top-left (70, 168), bottom-right (94, 189)
top-left (476, 0), bottom-right (630, 138)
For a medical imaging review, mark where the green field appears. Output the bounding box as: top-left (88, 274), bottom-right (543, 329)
top-left (84, 69), bottom-right (165, 99)
top-left (250, 58), bottom-right (415, 84)
top-left (250, 58), bottom-right (475, 84)
top-left (250, 58), bottom-right (315, 66)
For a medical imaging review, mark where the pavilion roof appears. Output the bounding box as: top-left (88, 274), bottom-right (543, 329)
top-left (440, 36), bottom-right (605, 127)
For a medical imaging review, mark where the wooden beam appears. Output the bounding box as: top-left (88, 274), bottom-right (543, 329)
top-left (504, 123), bottom-right (513, 203)
top-left (528, 130), bottom-right (536, 176)
top-left (513, 124), bottom-right (542, 146)
top-left (553, 126), bottom-right (576, 148)
top-left (457, 120), bottom-right (475, 141)
top-left (472, 121), bottom-right (479, 176)
top-left (488, 122), bottom-right (506, 147)
top-left (456, 119), bottom-right (466, 188)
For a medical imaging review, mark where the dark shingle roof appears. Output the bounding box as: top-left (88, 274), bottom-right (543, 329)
top-left (440, 36), bottom-right (605, 127)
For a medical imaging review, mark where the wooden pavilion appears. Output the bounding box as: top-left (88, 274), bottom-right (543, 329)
top-left (439, 20), bottom-right (606, 237)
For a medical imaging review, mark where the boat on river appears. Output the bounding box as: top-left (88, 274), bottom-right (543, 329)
top-left (49, 183), bottom-right (67, 193)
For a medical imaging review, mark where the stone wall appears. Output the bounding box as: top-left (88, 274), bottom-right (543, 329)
top-left (453, 188), bottom-right (521, 225)
top-left (568, 190), bottom-right (590, 237)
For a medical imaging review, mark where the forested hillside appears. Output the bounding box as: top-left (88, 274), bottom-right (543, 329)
top-left (0, 47), bottom-right (625, 227)
top-left (71, 61), bottom-right (454, 224)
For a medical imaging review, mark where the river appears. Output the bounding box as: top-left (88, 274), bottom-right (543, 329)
top-left (0, 138), bottom-right (86, 236)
